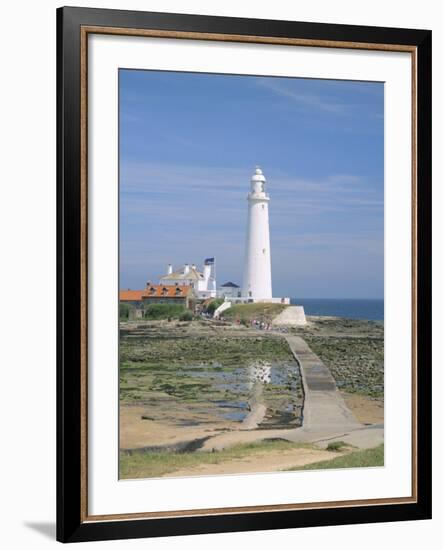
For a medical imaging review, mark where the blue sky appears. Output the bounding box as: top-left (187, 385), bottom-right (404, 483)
top-left (119, 69), bottom-right (384, 299)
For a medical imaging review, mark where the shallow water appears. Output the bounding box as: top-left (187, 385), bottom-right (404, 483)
top-left (173, 360), bottom-right (303, 426)
top-left (120, 327), bottom-right (305, 429)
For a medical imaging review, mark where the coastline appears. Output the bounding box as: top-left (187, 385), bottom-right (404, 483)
top-left (292, 298), bottom-right (384, 322)
top-left (119, 311), bottom-right (384, 478)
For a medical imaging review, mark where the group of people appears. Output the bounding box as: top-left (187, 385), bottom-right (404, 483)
top-left (207, 314), bottom-right (289, 333)
top-left (250, 318), bottom-right (272, 331)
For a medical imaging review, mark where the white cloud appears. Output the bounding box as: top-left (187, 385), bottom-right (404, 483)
top-left (256, 78), bottom-right (348, 114)
top-left (119, 160), bottom-right (383, 293)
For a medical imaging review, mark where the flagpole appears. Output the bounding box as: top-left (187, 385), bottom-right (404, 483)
top-left (213, 257), bottom-right (216, 293)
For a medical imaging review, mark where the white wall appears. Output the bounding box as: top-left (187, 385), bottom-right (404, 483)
top-left (220, 287), bottom-right (242, 299)
top-left (0, 1), bottom-right (439, 549)
top-left (243, 197), bottom-right (273, 299)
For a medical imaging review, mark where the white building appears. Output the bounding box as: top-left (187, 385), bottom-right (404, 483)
top-left (159, 260), bottom-right (217, 299)
top-left (241, 167), bottom-right (289, 304)
top-left (219, 281), bottom-right (241, 299)
top-left (242, 167), bottom-right (273, 300)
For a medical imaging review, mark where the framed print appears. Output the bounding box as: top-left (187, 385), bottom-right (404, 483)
top-left (56, 6), bottom-right (432, 543)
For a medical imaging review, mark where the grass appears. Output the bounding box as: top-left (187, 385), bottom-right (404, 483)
top-left (222, 303), bottom-right (287, 322)
top-left (120, 439), bottom-right (312, 479)
top-left (205, 298), bottom-right (224, 315)
top-left (326, 440), bottom-right (349, 452)
top-left (179, 310), bottom-right (194, 322)
top-left (287, 444), bottom-right (384, 471)
top-left (120, 440), bottom-right (384, 478)
top-left (119, 302), bottom-right (134, 320)
top-left (144, 304), bottom-right (187, 320)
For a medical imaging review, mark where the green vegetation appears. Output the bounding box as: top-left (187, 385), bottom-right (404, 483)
top-left (119, 333), bottom-right (296, 405)
top-left (205, 298), bottom-right (224, 315)
top-left (222, 303), bottom-right (286, 323)
top-left (326, 440), bottom-right (349, 452)
top-left (120, 439), bottom-right (312, 479)
top-left (121, 440), bottom-right (384, 478)
top-left (143, 304), bottom-right (187, 320)
top-left (288, 444), bottom-right (384, 471)
top-left (179, 311), bottom-right (194, 322)
top-left (118, 317), bottom-right (384, 479)
top-left (120, 332), bottom-right (293, 369)
top-left (119, 320), bottom-right (303, 431)
top-left (119, 302), bottom-right (134, 320)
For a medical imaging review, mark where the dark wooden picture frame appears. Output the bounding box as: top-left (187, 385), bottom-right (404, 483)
top-left (57, 6), bottom-right (432, 543)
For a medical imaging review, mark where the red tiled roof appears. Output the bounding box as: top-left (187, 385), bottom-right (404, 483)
top-left (119, 290), bottom-right (144, 301)
top-left (120, 285), bottom-right (192, 301)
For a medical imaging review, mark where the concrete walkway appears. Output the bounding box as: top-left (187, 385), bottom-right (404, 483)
top-left (199, 335), bottom-right (383, 452)
top-left (283, 336), bottom-right (384, 449)
top-left (285, 336), bottom-right (360, 433)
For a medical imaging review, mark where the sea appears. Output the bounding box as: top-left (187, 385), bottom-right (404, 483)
top-left (290, 298), bottom-right (384, 322)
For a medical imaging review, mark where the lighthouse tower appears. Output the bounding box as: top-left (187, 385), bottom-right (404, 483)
top-left (242, 167), bottom-right (273, 301)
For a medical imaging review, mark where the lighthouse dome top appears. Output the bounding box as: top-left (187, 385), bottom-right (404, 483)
top-left (251, 166), bottom-right (266, 183)
top-left (250, 166), bottom-right (267, 195)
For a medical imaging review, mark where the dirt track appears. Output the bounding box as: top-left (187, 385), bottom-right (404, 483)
top-left (165, 448), bottom-right (340, 477)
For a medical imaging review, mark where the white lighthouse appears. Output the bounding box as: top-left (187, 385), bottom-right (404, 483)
top-left (242, 167), bottom-right (273, 301)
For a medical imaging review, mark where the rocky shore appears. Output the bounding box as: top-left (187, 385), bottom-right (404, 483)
top-left (119, 315), bottom-right (384, 478)
top-left (120, 320), bottom-right (305, 436)
top-left (290, 316), bottom-right (384, 397)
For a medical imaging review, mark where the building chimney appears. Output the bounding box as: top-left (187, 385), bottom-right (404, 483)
top-left (167, 264), bottom-right (173, 275)
top-left (191, 263), bottom-right (196, 270)
top-left (184, 264), bottom-right (190, 275)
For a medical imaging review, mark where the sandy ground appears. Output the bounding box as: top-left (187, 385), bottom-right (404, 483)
top-left (120, 391), bottom-right (384, 450)
top-left (164, 448), bottom-right (341, 477)
top-left (341, 392), bottom-right (384, 424)
top-left (120, 319), bottom-right (383, 477)
top-left (120, 405), bottom-right (234, 449)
